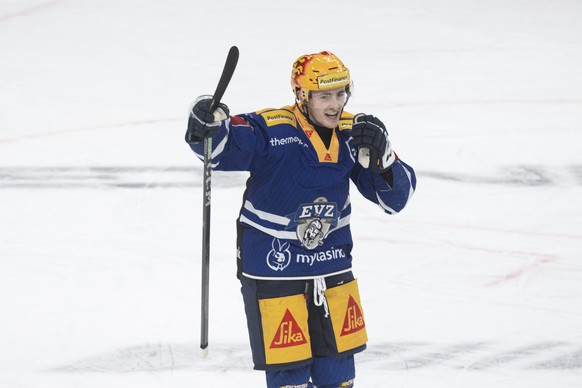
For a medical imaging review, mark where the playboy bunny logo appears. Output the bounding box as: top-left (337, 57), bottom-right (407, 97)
top-left (266, 238), bottom-right (292, 272)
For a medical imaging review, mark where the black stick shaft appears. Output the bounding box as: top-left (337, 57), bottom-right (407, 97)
top-left (200, 136), bottom-right (212, 351)
top-left (200, 46), bottom-right (239, 351)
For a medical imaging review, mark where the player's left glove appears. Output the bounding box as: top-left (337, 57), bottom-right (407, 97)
top-left (351, 113), bottom-right (396, 174)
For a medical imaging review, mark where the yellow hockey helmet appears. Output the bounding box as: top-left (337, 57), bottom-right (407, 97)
top-left (291, 51), bottom-right (351, 102)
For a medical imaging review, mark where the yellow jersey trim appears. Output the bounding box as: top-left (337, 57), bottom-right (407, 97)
top-left (286, 105), bottom-right (354, 164)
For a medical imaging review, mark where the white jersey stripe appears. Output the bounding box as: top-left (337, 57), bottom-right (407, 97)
top-left (376, 193), bottom-right (397, 214)
top-left (402, 163), bottom-right (416, 200)
top-left (244, 200), bottom-right (291, 226)
top-left (239, 214), bottom-right (297, 240)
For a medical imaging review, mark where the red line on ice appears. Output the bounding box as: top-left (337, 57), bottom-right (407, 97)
top-left (0, 118), bottom-right (183, 144)
top-left (362, 99), bottom-right (582, 109)
top-left (484, 255), bottom-right (557, 287)
top-left (398, 220), bottom-right (582, 240)
top-left (0, 0), bottom-right (63, 23)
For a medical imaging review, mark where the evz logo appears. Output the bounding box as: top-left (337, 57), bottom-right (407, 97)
top-left (287, 197), bottom-right (340, 250)
top-left (266, 238), bottom-right (291, 271)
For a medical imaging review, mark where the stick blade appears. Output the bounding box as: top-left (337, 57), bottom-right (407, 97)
top-left (210, 46), bottom-right (239, 111)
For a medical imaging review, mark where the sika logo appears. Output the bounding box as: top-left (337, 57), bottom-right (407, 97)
top-left (341, 295), bottom-right (365, 336)
top-left (270, 309), bottom-right (308, 348)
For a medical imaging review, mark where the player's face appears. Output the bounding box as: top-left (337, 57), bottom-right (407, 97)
top-left (308, 87), bottom-right (348, 129)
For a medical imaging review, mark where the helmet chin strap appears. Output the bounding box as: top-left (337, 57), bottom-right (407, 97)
top-left (296, 101), bottom-right (313, 126)
top-left (295, 90), bottom-right (314, 126)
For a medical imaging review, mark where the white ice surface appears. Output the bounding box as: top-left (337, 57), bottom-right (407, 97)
top-left (1, 0), bottom-right (581, 387)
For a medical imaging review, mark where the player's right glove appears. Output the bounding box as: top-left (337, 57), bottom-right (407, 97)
top-left (351, 113), bottom-right (396, 174)
top-left (185, 95), bottom-right (229, 143)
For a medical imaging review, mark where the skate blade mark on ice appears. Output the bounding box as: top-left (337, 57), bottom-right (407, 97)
top-left (4, 165), bottom-right (582, 189)
top-left (50, 341), bottom-right (582, 373)
top-left (0, 166), bottom-right (248, 189)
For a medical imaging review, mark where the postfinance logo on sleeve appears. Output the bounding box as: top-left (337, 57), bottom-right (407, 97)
top-left (260, 109), bottom-right (297, 127)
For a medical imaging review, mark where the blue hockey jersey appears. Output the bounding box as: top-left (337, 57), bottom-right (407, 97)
top-left (188, 104), bottom-right (416, 280)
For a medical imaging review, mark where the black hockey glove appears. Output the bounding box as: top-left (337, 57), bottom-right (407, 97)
top-left (351, 113), bottom-right (395, 174)
top-left (185, 95), bottom-right (229, 143)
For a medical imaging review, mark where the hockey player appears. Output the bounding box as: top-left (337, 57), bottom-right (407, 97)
top-left (186, 51), bottom-right (416, 388)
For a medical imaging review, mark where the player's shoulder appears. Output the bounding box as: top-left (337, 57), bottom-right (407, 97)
top-left (254, 106), bottom-right (298, 128)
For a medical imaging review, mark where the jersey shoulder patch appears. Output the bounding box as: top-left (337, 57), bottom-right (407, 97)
top-left (338, 110), bottom-right (354, 131)
top-left (230, 115), bottom-right (250, 126)
top-left (256, 108), bottom-right (297, 128)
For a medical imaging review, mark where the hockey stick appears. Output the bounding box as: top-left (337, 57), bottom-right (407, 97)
top-left (200, 45), bottom-right (239, 357)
